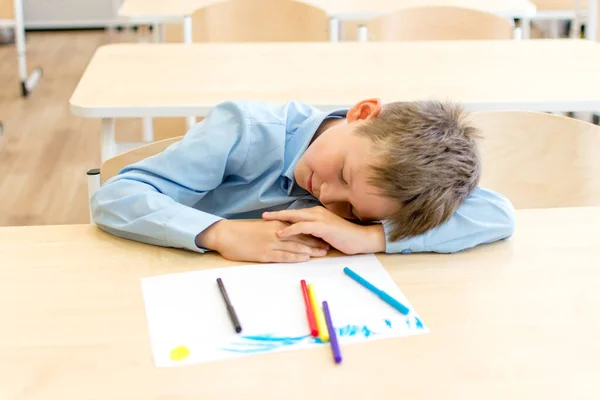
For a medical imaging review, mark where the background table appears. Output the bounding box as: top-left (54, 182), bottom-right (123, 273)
top-left (1, 207), bottom-right (600, 399)
top-left (118, 0), bottom-right (537, 42)
top-left (70, 40), bottom-right (600, 161)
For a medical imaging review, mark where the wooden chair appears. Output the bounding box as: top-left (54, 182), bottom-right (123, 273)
top-left (154, 0), bottom-right (329, 147)
top-left (87, 136), bottom-right (183, 222)
top-left (191, 0), bottom-right (329, 42)
top-left (361, 6), bottom-right (515, 41)
top-left (472, 111), bottom-right (600, 209)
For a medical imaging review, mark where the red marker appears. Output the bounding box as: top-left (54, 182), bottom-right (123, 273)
top-left (301, 280), bottom-right (319, 337)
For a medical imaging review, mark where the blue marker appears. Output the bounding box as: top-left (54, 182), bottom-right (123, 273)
top-left (343, 267), bottom-right (410, 315)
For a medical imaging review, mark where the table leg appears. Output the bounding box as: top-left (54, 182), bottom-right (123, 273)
top-left (329, 18), bottom-right (339, 42)
top-left (153, 23), bottom-right (165, 43)
top-left (13, 0), bottom-right (42, 97)
top-left (521, 18), bottom-right (531, 39)
top-left (101, 118), bottom-right (116, 163)
top-left (86, 168), bottom-right (101, 223)
top-left (183, 16), bottom-right (193, 44)
top-left (142, 117), bottom-right (154, 142)
top-left (183, 16), bottom-right (195, 128)
top-left (587, 0), bottom-right (598, 40)
top-left (357, 25), bottom-right (368, 42)
top-left (186, 117), bottom-right (196, 130)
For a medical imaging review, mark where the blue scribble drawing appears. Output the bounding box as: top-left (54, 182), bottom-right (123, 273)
top-left (220, 334), bottom-right (311, 353)
top-left (415, 317), bottom-right (424, 329)
top-left (220, 319), bottom-right (406, 353)
top-left (220, 317), bottom-right (425, 354)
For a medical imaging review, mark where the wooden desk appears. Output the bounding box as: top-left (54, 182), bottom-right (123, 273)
top-left (69, 39), bottom-right (600, 161)
top-left (118, 0), bottom-right (537, 42)
top-left (1, 207), bottom-right (599, 399)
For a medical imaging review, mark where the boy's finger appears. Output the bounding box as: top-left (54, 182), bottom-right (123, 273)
top-left (262, 210), bottom-right (317, 223)
top-left (270, 251), bottom-right (311, 263)
top-left (277, 241), bottom-right (328, 257)
top-left (281, 234), bottom-right (329, 250)
top-left (277, 222), bottom-right (327, 239)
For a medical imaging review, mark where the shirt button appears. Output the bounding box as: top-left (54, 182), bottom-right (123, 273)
top-left (401, 249), bottom-right (411, 254)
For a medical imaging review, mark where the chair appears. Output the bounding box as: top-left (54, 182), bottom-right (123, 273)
top-left (361, 6), bottom-right (515, 41)
top-left (153, 0), bottom-right (330, 149)
top-left (190, 0), bottom-right (329, 42)
top-left (87, 136), bottom-right (183, 222)
top-left (472, 111), bottom-right (600, 209)
top-left (530, 1), bottom-right (587, 38)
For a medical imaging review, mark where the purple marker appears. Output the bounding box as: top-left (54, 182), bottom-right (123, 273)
top-left (322, 301), bottom-right (342, 364)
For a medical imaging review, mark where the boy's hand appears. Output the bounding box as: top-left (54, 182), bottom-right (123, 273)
top-left (262, 207), bottom-right (386, 255)
top-left (196, 220), bottom-right (330, 263)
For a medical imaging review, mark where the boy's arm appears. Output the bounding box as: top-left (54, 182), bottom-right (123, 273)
top-left (384, 187), bottom-right (515, 254)
top-left (91, 102), bottom-right (249, 253)
top-left (263, 187), bottom-right (515, 255)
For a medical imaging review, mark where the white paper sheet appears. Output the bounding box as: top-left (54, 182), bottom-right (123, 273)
top-left (141, 254), bottom-right (428, 367)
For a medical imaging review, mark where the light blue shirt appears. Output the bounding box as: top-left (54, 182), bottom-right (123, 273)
top-left (91, 100), bottom-right (515, 254)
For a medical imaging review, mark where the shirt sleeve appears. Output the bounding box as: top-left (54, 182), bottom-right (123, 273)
top-left (90, 102), bottom-right (251, 253)
top-left (384, 187), bottom-right (516, 254)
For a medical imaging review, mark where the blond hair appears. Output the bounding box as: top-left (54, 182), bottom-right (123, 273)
top-left (358, 101), bottom-right (481, 241)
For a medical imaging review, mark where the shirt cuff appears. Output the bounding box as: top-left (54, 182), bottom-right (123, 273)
top-left (383, 221), bottom-right (426, 254)
top-left (165, 206), bottom-right (223, 253)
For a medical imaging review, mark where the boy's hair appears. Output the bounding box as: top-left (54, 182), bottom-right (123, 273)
top-left (357, 100), bottom-right (481, 241)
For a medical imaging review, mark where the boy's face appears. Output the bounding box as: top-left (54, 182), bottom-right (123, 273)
top-left (294, 99), bottom-right (398, 222)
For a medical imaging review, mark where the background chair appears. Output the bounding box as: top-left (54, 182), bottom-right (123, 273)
top-left (152, 0), bottom-right (330, 145)
top-left (87, 136), bottom-right (182, 222)
top-left (531, 0), bottom-right (587, 38)
top-left (473, 111), bottom-right (600, 208)
top-left (359, 6), bottom-right (515, 41)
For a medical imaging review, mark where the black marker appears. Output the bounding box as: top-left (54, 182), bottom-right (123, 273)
top-left (216, 277), bottom-right (242, 333)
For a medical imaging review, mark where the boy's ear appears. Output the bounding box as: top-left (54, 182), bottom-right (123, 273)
top-left (347, 98), bottom-right (382, 122)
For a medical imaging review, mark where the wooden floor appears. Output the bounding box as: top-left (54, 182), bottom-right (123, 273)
top-left (0, 30), bottom-right (148, 226)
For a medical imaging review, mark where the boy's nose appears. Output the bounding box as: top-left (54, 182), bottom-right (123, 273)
top-left (318, 183), bottom-right (335, 204)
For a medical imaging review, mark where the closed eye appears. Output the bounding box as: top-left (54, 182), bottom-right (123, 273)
top-left (348, 203), bottom-right (357, 219)
top-left (340, 165), bottom-right (348, 185)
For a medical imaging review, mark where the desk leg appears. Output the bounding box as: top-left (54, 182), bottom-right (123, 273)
top-left (14, 0), bottom-right (43, 97)
top-left (183, 16), bottom-right (195, 130)
top-left (186, 117), bottom-right (196, 130)
top-left (142, 117), bottom-right (154, 142)
top-left (153, 23), bottom-right (165, 43)
top-left (86, 169), bottom-right (101, 223)
top-left (101, 118), bottom-right (116, 163)
top-left (183, 16), bottom-right (193, 44)
top-left (587, 0), bottom-right (598, 40)
top-left (521, 18), bottom-right (531, 39)
top-left (357, 25), bottom-right (368, 42)
top-left (329, 18), bottom-right (339, 42)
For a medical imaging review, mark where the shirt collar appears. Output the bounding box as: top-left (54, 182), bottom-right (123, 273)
top-left (282, 109), bottom-right (348, 194)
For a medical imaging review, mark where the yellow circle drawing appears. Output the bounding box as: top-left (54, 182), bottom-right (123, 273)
top-left (170, 345), bottom-right (190, 361)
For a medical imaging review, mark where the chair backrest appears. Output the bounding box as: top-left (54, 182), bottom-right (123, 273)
top-left (159, 0), bottom-right (329, 143)
top-left (471, 111), bottom-right (600, 209)
top-left (100, 136), bottom-right (183, 184)
top-left (532, 0), bottom-right (585, 11)
top-left (0, 0), bottom-right (13, 19)
top-left (168, 0), bottom-right (329, 42)
top-left (366, 6), bottom-right (514, 41)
